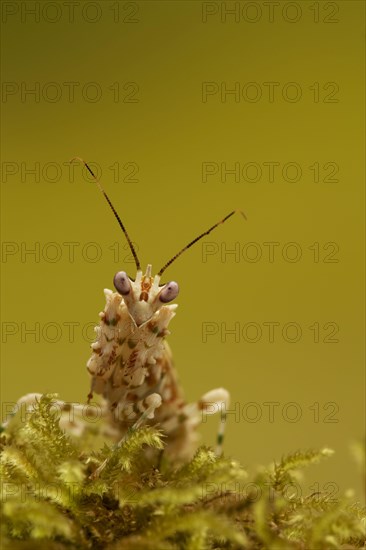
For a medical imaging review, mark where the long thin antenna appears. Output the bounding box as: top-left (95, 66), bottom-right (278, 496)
top-left (158, 209), bottom-right (246, 277)
top-left (71, 157), bottom-right (141, 271)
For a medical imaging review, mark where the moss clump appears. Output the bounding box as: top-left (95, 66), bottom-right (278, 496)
top-left (1, 394), bottom-right (365, 549)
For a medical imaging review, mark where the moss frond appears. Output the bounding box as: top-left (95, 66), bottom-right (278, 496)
top-left (269, 447), bottom-right (335, 493)
top-left (97, 425), bottom-right (165, 477)
top-left (23, 394), bottom-right (76, 460)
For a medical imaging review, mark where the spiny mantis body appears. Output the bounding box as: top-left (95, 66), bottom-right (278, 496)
top-left (2, 158), bottom-right (245, 462)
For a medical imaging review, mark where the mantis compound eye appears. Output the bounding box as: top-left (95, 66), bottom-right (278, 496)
top-left (114, 271), bottom-right (131, 295)
top-left (159, 281), bottom-right (179, 303)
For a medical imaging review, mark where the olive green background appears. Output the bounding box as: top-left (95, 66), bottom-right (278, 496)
top-left (1, 1), bottom-right (364, 499)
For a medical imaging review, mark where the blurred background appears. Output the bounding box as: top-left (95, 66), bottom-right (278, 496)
top-left (1, 1), bottom-right (364, 499)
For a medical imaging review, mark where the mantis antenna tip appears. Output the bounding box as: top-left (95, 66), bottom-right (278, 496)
top-left (236, 208), bottom-right (247, 220)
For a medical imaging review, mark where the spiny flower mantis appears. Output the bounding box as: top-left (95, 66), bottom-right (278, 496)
top-left (2, 157), bottom-right (245, 464)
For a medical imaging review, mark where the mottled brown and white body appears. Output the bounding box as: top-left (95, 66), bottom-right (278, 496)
top-left (87, 265), bottom-right (229, 460)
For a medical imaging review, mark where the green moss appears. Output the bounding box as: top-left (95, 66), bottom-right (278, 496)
top-left (1, 394), bottom-right (365, 549)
